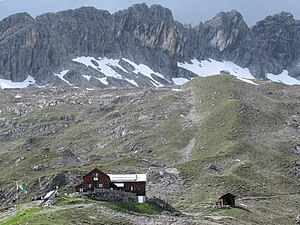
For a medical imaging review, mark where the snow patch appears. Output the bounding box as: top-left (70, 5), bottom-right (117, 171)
top-left (95, 77), bottom-right (108, 85)
top-left (178, 58), bottom-right (254, 79)
top-left (125, 78), bottom-right (138, 87)
top-left (82, 75), bottom-right (91, 81)
top-left (73, 56), bottom-right (124, 79)
top-left (122, 58), bottom-right (165, 79)
top-left (236, 77), bottom-right (259, 85)
top-left (172, 77), bottom-right (190, 85)
top-left (0, 75), bottom-right (35, 89)
top-left (54, 70), bottom-right (71, 85)
top-left (74, 56), bottom-right (168, 87)
top-left (122, 58), bottom-right (165, 87)
top-left (240, 203), bottom-right (247, 207)
top-left (172, 88), bottom-right (182, 92)
top-left (150, 80), bottom-right (163, 87)
top-left (178, 58), bottom-right (300, 85)
top-left (266, 70), bottom-right (300, 85)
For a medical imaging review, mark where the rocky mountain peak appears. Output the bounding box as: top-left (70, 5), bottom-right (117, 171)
top-left (0, 5), bottom-right (300, 88)
top-left (113, 3), bottom-right (174, 29)
top-left (203, 10), bottom-right (250, 52)
top-left (251, 11), bottom-right (300, 73)
top-left (112, 3), bottom-right (179, 59)
top-left (205, 10), bottom-right (246, 27)
top-left (261, 12), bottom-right (294, 25)
top-left (0, 12), bottom-right (33, 41)
top-left (0, 12), bottom-right (33, 26)
top-left (149, 4), bottom-right (174, 23)
top-left (127, 3), bottom-right (149, 11)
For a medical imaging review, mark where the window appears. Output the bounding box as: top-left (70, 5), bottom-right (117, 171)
top-left (79, 188), bottom-right (83, 192)
top-left (98, 183), bottom-right (103, 188)
top-left (88, 184), bottom-right (92, 188)
top-left (93, 173), bottom-right (99, 181)
top-left (130, 186), bottom-right (134, 191)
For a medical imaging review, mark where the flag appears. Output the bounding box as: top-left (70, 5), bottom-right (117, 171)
top-left (18, 184), bottom-right (28, 194)
top-left (16, 182), bottom-right (28, 194)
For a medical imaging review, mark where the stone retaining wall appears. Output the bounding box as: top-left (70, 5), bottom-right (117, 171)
top-left (87, 189), bottom-right (137, 203)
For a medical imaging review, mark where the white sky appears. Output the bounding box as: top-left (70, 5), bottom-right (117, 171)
top-left (0, 0), bottom-right (300, 26)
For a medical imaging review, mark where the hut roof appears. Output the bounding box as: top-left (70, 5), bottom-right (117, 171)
top-left (108, 174), bottom-right (146, 182)
top-left (218, 193), bottom-right (236, 199)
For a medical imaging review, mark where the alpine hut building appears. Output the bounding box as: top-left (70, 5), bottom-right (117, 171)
top-left (75, 168), bottom-right (147, 203)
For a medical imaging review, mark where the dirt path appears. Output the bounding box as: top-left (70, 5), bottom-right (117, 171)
top-left (178, 89), bottom-right (205, 162)
top-left (36, 202), bottom-right (218, 225)
top-left (180, 137), bottom-right (196, 162)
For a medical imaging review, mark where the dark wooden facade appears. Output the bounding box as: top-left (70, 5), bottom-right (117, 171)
top-left (75, 168), bottom-right (146, 197)
top-left (75, 168), bottom-right (111, 192)
top-left (112, 181), bottom-right (146, 196)
top-left (217, 193), bottom-right (236, 205)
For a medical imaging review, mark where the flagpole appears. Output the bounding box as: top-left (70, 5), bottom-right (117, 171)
top-left (14, 181), bottom-right (27, 209)
top-left (15, 181), bottom-right (19, 208)
top-left (17, 188), bottom-right (19, 208)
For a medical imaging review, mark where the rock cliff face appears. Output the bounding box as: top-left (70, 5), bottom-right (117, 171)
top-left (252, 12), bottom-right (300, 76)
top-left (0, 4), bottom-right (300, 87)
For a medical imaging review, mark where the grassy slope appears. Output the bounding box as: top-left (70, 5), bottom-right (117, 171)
top-left (176, 76), bottom-right (300, 224)
top-left (1, 201), bottom-right (133, 225)
top-left (0, 76), bottom-right (300, 224)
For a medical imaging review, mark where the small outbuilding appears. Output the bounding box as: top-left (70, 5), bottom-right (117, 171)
top-left (217, 193), bottom-right (236, 206)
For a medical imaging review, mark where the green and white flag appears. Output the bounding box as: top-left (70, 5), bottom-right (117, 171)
top-left (16, 182), bottom-right (28, 194)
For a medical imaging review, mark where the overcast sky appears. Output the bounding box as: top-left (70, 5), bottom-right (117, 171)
top-left (0, 0), bottom-right (300, 26)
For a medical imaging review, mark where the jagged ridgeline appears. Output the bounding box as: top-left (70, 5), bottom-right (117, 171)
top-left (0, 3), bottom-right (300, 88)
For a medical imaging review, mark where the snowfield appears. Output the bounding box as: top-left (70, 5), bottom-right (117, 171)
top-left (266, 70), bottom-right (300, 85)
top-left (176, 58), bottom-right (257, 85)
top-left (0, 75), bottom-right (35, 89)
top-left (122, 58), bottom-right (165, 79)
top-left (72, 56), bottom-right (168, 87)
top-left (67, 57), bottom-right (300, 87)
top-left (2, 57), bottom-right (300, 89)
top-left (172, 78), bottom-right (190, 85)
top-left (73, 57), bottom-right (124, 79)
top-left (177, 58), bottom-right (254, 79)
top-left (176, 58), bottom-right (300, 86)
